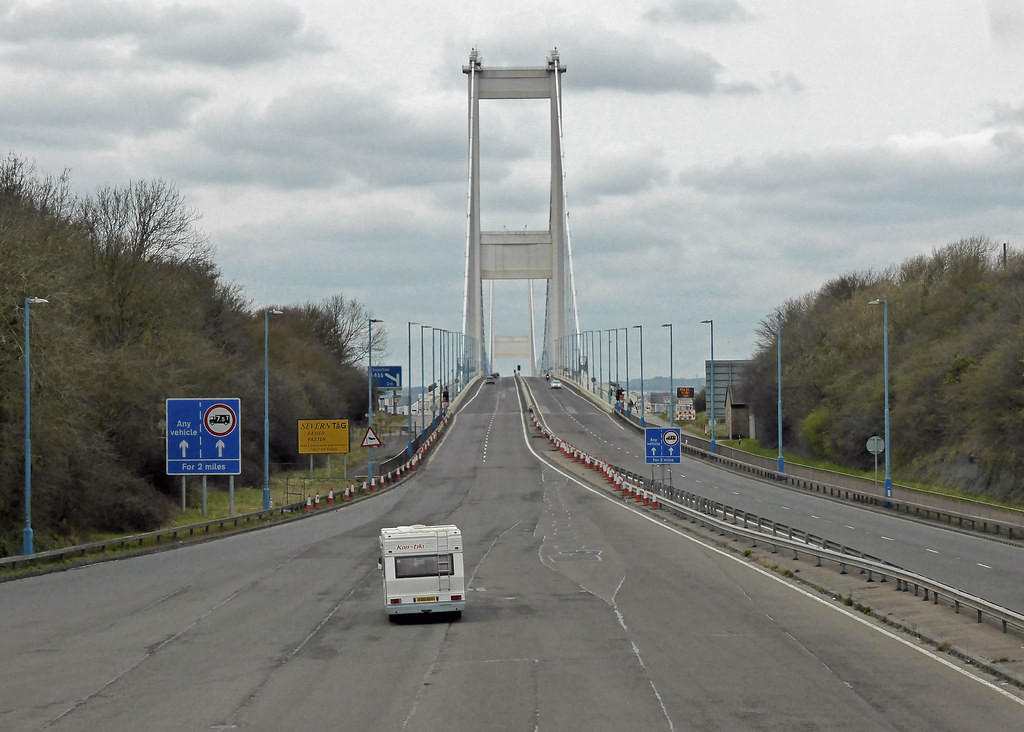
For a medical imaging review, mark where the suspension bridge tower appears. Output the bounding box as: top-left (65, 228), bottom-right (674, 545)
top-left (462, 48), bottom-right (580, 376)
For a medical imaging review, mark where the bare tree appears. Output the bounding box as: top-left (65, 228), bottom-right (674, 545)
top-left (300, 294), bottom-right (387, 366)
top-left (78, 179), bottom-right (210, 346)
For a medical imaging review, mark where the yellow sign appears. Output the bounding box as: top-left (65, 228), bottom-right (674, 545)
top-left (297, 419), bottom-right (350, 454)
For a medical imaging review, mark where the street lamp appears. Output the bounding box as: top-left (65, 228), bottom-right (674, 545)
top-left (614, 328), bottom-right (621, 409)
top-left (662, 323), bottom-right (673, 427)
top-left (368, 317), bottom-right (383, 484)
top-left (23, 296), bottom-right (48, 555)
top-left (407, 321), bottom-right (418, 457)
top-left (701, 319), bottom-right (716, 454)
top-left (624, 326), bottom-right (630, 418)
top-left (634, 325), bottom-right (645, 427)
top-left (869, 299), bottom-right (892, 499)
top-left (420, 324), bottom-right (430, 434)
top-left (776, 311), bottom-right (784, 474)
top-left (263, 308), bottom-right (283, 510)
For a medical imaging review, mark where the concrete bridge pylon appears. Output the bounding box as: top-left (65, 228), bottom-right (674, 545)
top-left (462, 47), bottom-right (580, 376)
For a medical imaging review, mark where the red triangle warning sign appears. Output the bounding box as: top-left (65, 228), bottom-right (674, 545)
top-left (361, 426), bottom-right (384, 448)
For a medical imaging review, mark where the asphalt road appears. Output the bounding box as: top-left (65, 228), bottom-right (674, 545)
top-left (529, 376), bottom-right (1024, 613)
top-left (2, 376), bottom-right (1022, 730)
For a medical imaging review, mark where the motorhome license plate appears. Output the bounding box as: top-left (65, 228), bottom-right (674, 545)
top-left (414, 596), bottom-right (438, 602)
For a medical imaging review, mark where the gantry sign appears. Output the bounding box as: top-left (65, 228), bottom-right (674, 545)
top-left (462, 48), bottom-right (580, 376)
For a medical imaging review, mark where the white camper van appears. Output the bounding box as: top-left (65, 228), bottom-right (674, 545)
top-left (379, 524), bottom-right (465, 620)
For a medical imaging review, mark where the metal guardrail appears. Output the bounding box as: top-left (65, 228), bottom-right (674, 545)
top-left (633, 477), bottom-right (1024, 638)
top-left (596, 391), bottom-right (1024, 542)
top-left (525, 379), bottom-right (1024, 638)
top-left (3, 377), bottom-right (487, 577)
top-left (1, 501), bottom-right (308, 573)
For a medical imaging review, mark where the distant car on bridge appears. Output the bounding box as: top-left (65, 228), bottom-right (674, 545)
top-left (550, 380), bottom-right (562, 389)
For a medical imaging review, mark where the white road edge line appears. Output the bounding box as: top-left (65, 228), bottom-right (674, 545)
top-left (516, 392), bottom-right (1024, 709)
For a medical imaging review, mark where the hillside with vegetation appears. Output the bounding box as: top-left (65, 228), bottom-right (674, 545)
top-left (743, 236), bottom-right (1024, 504)
top-left (1, 155), bottom-right (384, 554)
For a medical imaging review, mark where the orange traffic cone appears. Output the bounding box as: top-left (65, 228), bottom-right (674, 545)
top-left (305, 494), bottom-right (312, 512)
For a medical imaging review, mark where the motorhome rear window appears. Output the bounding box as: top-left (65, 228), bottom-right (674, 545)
top-left (394, 554), bottom-right (454, 578)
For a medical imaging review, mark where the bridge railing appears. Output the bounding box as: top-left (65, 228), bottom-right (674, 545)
top-left (630, 472), bottom-right (1024, 638)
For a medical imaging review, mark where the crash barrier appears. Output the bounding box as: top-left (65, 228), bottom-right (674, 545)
top-left (591, 386), bottom-right (1024, 542)
top-left (2, 393), bottom-right (469, 575)
top-left (1, 501), bottom-right (307, 573)
top-left (528, 409), bottom-right (1024, 640)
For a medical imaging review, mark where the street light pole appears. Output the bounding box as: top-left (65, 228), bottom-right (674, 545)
top-left (407, 321), bottom-right (418, 457)
top-left (634, 325), bottom-right (645, 427)
top-left (368, 317), bottom-right (383, 484)
top-left (614, 328), bottom-right (620, 409)
top-left (420, 324), bottom-right (429, 435)
top-left (701, 319), bottom-right (716, 454)
top-left (431, 327), bottom-right (437, 427)
top-left (624, 326), bottom-right (630, 418)
top-left (869, 299), bottom-right (892, 499)
top-left (264, 308), bottom-right (283, 510)
top-left (776, 310), bottom-right (784, 474)
top-left (662, 323), bottom-right (673, 427)
top-left (23, 296), bottom-right (48, 555)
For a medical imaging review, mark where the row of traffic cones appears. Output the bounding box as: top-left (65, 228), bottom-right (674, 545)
top-left (300, 412), bottom-right (455, 510)
top-left (529, 412), bottom-right (660, 511)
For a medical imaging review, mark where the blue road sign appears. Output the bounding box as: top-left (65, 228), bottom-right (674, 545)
top-left (371, 365), bottom-right (402, 389)
top-left (166, 398), bottom-right (241, 475)
top-left (645, 427), bottom-right (681, 464)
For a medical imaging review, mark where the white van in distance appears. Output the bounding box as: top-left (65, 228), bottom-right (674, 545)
top-left (379, 524), bottom-right (465, 620)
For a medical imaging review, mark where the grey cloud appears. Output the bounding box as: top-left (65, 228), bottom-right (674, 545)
top-left (445, 30), bottom-right (758, 96)
top-left (0, 0), bottom-right (328, 68)
top-left (140, 3), bottom-right (330, 67)
top-left (0, 81), bottom-right (208, 147)
top-left (167, 85), bottom-right (465, 189)
top-left (679, 141), bottom-right (1024, 229)
top-left (645, 0), bottom-right (752, 24)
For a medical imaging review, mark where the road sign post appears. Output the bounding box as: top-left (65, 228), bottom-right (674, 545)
top-left (370, 365), bottom-right (402, 389)
top-left (166, 398), bottom-right (241, 475)
top-left (645, 427), bottom-right (681, 464)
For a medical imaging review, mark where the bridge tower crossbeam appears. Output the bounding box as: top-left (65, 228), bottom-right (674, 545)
top-left (462, 48), bottom-right (579, 376)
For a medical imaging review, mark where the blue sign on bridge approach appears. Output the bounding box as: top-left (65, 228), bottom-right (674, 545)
top-left (645, 427), bottom-right (681, 464)
top-left (166, 398), bottom-right (241, 475)
top-left (371, 365), bottom-right (402, 388)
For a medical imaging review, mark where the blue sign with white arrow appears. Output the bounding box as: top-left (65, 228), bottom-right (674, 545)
top-left (166, 398), bottom-right (241, 475)
top-left (645, 427), bottom-right (681, 464)
top-left (371, 365), bottom-right (402, 388)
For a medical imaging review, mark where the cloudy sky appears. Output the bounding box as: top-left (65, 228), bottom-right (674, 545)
top-left (4, 0), bottom-right (1024, 380)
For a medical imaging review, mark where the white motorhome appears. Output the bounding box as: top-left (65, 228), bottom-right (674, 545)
top-left (378, 524), bottom-right (465, 620)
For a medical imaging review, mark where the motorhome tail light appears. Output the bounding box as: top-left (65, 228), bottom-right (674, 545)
top-left (390, 598), bottom-right (402, 604)
top-left (450, 595), bottom-right (463, 602)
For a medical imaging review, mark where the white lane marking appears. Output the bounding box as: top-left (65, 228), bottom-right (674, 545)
top-left (926, 549), bottom-right (939, 554)
top-left (517, 414), bottom-right (1024, 710)
top-left (977, 563), bottom-right (992, 569)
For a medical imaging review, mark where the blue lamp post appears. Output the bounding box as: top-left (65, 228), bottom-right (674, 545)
top-left (701, 319), bottom-right (716, 454)
top-left (263, 308), bottom-right (283, 510)
top-left (776, 310), bottom-right (784, 474)
top-left (634, 325), bottom-right (645, 427)
top-left (368, 318), bottom-right (383, 483)
top-left (606, 330), bottom-right (613, 404)
top-left (23, 296), bottom-right (48, 555)
top-left (662, 323), bottom-right (673, 426)
top-left (407, 321), bottom-right (418, 457)
top-left (420, 324), bottom-right (430, 435)
top-left (869, 299), bottom-right (892, 499)
top-left (624, 327), bottom-right (631, 418)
